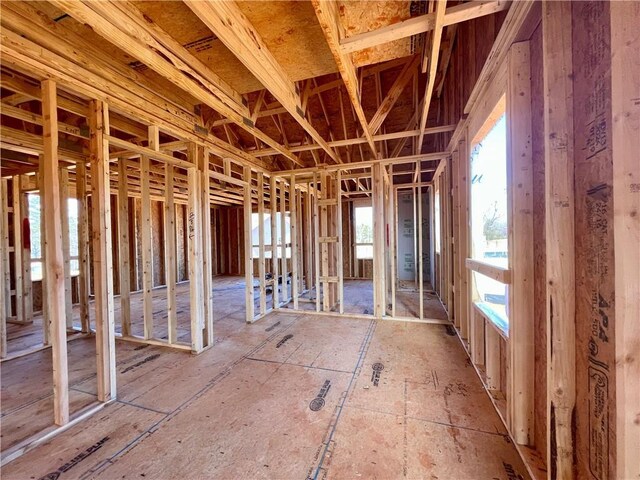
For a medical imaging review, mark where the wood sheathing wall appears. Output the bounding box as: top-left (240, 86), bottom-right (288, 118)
top-left (434, 3), bottom-right (639, 479)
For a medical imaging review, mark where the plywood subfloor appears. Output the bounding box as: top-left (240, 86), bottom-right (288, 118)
top-left (2, 280), bottom-right (529, 479)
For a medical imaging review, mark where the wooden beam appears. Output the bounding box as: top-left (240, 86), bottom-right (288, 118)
top-left (290, 175), bottom-right (299, 309)
top-left (464, 258), bottom-right (511, 284)
top-left (336, 170), bottom-right (344, 314)
top-left (56, 0), bottom-right (300, 165)
top-left (368, 55), bottom-right (421, 135)
top-left (270, 176), bottom-right (279, 308)
top-left (543, 2), bottom-right (575, 478)
top-left (311, 0), bottom-right (377, 157)
top-left (89, 99), bottom-right (116, 402)
top-left (41, 79), bottom-right (69, 425)
top-left (183, 0), bottom-right (324, 166)
top-left (340, 0), bottom-right (509, 53)
top-left (60, 169), bottom-right (73, 329)
top-left (313, 174), bottom-right (321, 312)
top-left (243, 166), bottom-right (254, 322)
top-left (258, 173), bottom-right (267, 314)
top-left (0, 25), bottom-right (270, 172)
top-left (506, 41), bottom-right (534, 446)
top-left (117, 159), bottom-right (131, 337)
top-left (140, 152), bottom-right (153, 340)
top-left (11, 176), bottom-right (24, 324)
top-left (611, 2), bottom-right (640, 477)
top-left (198, 147), bottom-right (213, 347)
top-left (372, 164), bottom-right (386, 317)
top-left (0, 180), bottom-right (7, 358)
top-left (164, 163), bottom-right (178, 345)
top-left (416, 0), bottom-right (447, 152)
top-left (187, 151), bottom-right (204, 351)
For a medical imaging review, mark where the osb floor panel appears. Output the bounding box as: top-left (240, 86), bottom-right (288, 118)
top-left (2, 291), bottom-right (529, 479)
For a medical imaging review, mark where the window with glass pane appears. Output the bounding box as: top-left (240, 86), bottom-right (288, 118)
top-left (470, 113), bottom-right (509, 319)
top-left (355, 206), bottom-right (373, 259)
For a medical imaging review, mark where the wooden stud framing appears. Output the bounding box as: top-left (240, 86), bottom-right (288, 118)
top-left (484, 320), bottom-right (501, 391)
top-left (76, 161), bottom-right (90, 333)
top-left (0, 180), bottom-right (7, 358)
top-left (59, 168), bottom-right (72, 329)
top-left (418, 175), bottom-right (424, 320)
top-left (506, 41), bottom-right (535, 446)
top-left (140, 153), bottom-right (153, 340)
top-left (42, 79), bottom-right (69, 425)
top-left (164, 161), bottom-right (177, 344)
top-left (199, 147), bottom-right (213, 345)
top-left (243, 166), bottom-right (254, 322)
top-left (280, 177), bottom-right (288, 304)
top-left (611, 3), bottom-right (640, 477)
top-left (313, 173), bottom-right (321, 312)
top-left (188, 145), bottom-right (205, 348)
top-left (19, 176), bottom-right (32, 323)
top-left (542, 2), bottom-right (576, 477)
top-left (258, 173), bottom-right (267, 315)
top-left (290, 175), bottom-right (299, 310)
top-left (89, 99), bottom-right (116, 403)
top-left (336, 170), bottom-right (344, 314)
top-left (372, 163), bottom-right (386, 318)
top-left (270, 176), bottom-right (279, 309)
top-left (11, 176), bottom-right (24, 324)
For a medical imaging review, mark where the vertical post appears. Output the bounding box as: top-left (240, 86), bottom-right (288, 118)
top-left (336, 170), bottom-right (344, 314)
top-left (485, 322), bottom-right (501, 390)
top-left (296, 187), bottom-right (304, 295)
top-left (304, 187), bottom-right (313, 293)
top-left (507, 40), bottom-right (535, 446)
top-left (412, 184), bottom-right (418, 291)
top-left (89, 99), bottom-right (116, 402)
top-left (11, 176), bottom-right (24, 323)
top-left (140, 153), bottom-right (153, 339)
top-left (258, 172), bottom-right (266, 314)
top-left (0, 180), bottom-right (7, 357)
top-left (372, 163), bottom-right (386, 318)
top-left (19, 176), bottom-right (32, 323)
top-left (37, 162), bottom-right (50, 344)
top-left (280, 177), bottom-right (288, 303)
top-left (1, 179), bottom-right (11, 321)
top-left (320, 172), bottom-right (329, 311)
top-left (452, 149), bottom-right (461, 329)
top-left (59, 169), bottom-right (72, 329)
top-left (460, 132), bottom-right (471, 344)
top-left (391, 186), bottom-right (398, 317)
top-left (117, 160), bottom-right (131, 336)
top-left (243, 166), bottom-right (254, 322)
top-left (164, 162), bottom-right (177, 343)
top-left (199, 148), bottom-right (213, 346)
top-left (187, 144), bottom-right (204, 350)
top-left (543, 2), bottom-right (575, 477)
top-left (313, 173), bottom-right (320, 312)
top-left (42, 79), bottom-right (69, 424)
top-left (611, 2), bottom-right (640, 477)
top-left (270, 176), bottom-right (279, 308)
top-left (418, 168), bottom-right (424, 320)
top-left (77, 161), bottom-right (90, 333)
top-left (290, 175), bottom-right (298, 309)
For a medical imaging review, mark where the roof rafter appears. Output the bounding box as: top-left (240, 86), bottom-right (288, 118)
top-left (311, 0), bottom-right (378, 159)
top-left (417, 0), bottom-right (447, 151)
top-left (184, 0), bottom-right (339, 166)
top-left (48, 0), bottom-right (301, 166)
top-left (340, 0), bottom-right (509, 53)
